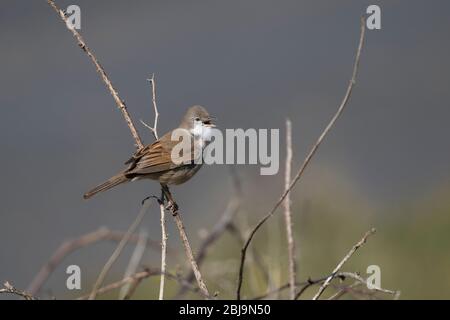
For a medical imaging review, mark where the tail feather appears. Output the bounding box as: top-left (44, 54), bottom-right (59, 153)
top-left (83, 173), bottom-right (129, 199)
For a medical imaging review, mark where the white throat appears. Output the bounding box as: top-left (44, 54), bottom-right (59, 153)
top-left (191, 123), bottom-right (213, 145)
top-left (191, 122), bottom-right (212, 140)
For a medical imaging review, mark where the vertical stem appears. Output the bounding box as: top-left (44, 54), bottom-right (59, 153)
top-left (158, 200), bottom-right (167, 300)
top-left (283, 119), bottom-right (296, 299)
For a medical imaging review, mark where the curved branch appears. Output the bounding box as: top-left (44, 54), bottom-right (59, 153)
top-left (236, 17), bottom-right (366, 300)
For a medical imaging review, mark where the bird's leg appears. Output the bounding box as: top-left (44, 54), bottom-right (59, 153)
top-left (161, 184), bottom-right (179, 215)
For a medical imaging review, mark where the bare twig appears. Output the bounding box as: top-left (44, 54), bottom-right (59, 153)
top-left (171, 210), bottom-right (210, 297)
top-left (142, 74), bottom-right (160, 140)
top-left (119, 229), bottom-right (148, 299)
top-left (142, 75), bottom-right (168, 300)
top-left (1, 282), bottom-right (35, 300)
top-left (236, 17), bottom-right (366, 300)
top-left (27, 227), bottom-right (161, 295)
top-left (88, 200), bottom-right (152, 299)
top-left (46, 0), bottom-right (144, 149)
top-left (158, 201), bottom-right (167, 300)
top-left (139, 73), bottom-right (168, 300)
top-left (174, 169), bottom-right (243, 298)
top-left (283, 119), bottom-right (296, 299)
top-left (178, 199), bottom-right (239, 296)
top-left (312, 228), bottom-right (376, 300)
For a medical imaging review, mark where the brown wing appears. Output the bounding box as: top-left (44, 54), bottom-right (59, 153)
top-left (125, 130), bottom-right (199, 176)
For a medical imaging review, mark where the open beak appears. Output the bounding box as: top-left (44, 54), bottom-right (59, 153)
top-left (204, 116), bottom-right (217, 128)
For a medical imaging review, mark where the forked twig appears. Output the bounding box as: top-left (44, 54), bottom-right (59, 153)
top-left (236, 16), bottom-right (366, 300)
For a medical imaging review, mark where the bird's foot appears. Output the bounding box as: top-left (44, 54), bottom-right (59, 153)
top-left (165, 200), bottom-right (179, 215)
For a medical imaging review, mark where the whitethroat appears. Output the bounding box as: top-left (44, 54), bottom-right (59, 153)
top-left (83, 105), bottom-right (216, 210)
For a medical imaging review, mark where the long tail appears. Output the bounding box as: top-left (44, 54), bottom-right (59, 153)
top-left (83, 173), bottom-right (129, 199)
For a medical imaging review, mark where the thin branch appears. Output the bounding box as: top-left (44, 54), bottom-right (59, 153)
top-left (27, 227), bottom-right (161, 295)
top-left (141, 74), bottom-right (168, 300)
top-left (88, 200), bottom-right (152, 300)
top-left (171, 209), bottom-right (210, 297)
top-left (312, 228), bottom-right (376, 300)
top-left (46, 0), bottom-right (143, 149)
top-left (176, 199), bottom-right (239, 298)
top-left (0, 282), bottom-right (35, 300)
top-left (236, 16), bottom-right (367, 300)
top-left (174, 169), bottom-right (243, 298)
top-left (283, 119), bottom-right (296, 299)
top-left (227, 222), bottom-right (272, 294)
top-left (119, 229), bottom-right (148, 299)
top-left (159, 184), bottom-right (210, 298)
top-left (158, 201), bottom-right (167, 300)
top-left (147, 74), bottom-right (160, 140)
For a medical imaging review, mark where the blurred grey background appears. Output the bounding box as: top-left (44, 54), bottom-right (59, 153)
top-left (1, 0), bottom-right (450, 299)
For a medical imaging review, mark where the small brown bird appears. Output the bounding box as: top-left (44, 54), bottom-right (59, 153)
top-left (83, 105), bottom-right (215, 200)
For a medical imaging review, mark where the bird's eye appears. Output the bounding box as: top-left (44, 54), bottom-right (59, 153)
top-left (195, 117), bottom-right (200, 121)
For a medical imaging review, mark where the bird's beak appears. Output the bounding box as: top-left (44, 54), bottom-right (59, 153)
top-left (204, 116), bottom-right (217, 128)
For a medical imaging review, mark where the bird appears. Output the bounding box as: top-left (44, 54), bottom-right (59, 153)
top-left (83, 105), bottom-right (215, 207)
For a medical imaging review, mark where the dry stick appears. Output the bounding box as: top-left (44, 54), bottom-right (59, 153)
top-left (175, 199), bottom-right (240, 298)
top-left (143, 75), bottom-right (168, 300)
top-left (140, 74), bottom-right (160, 141)
top-left (236, 17), bottom-right (366, 300)
top-left (47, 0), bottom-right (144, 149)
top-left (158, 202), bottom-right (167, 300)
top-left (143, 75), bottom-right (209, 298)
top-left (171, 211), bottom-right (210, 297)
top-left (312, 228), bottom-right (376, 300)
top-left (119, 229), bottom-right (148, 299)
top-left (283, 119), bottom-right (296, 300)
top-left (1, 282), bottom-right (35, 300)
top-left (27, 227), bottom-right (160, 295)
top-left (174, 168), bottom-right (243, 298)
top-left (88, 200), bottom-right (152, 300)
